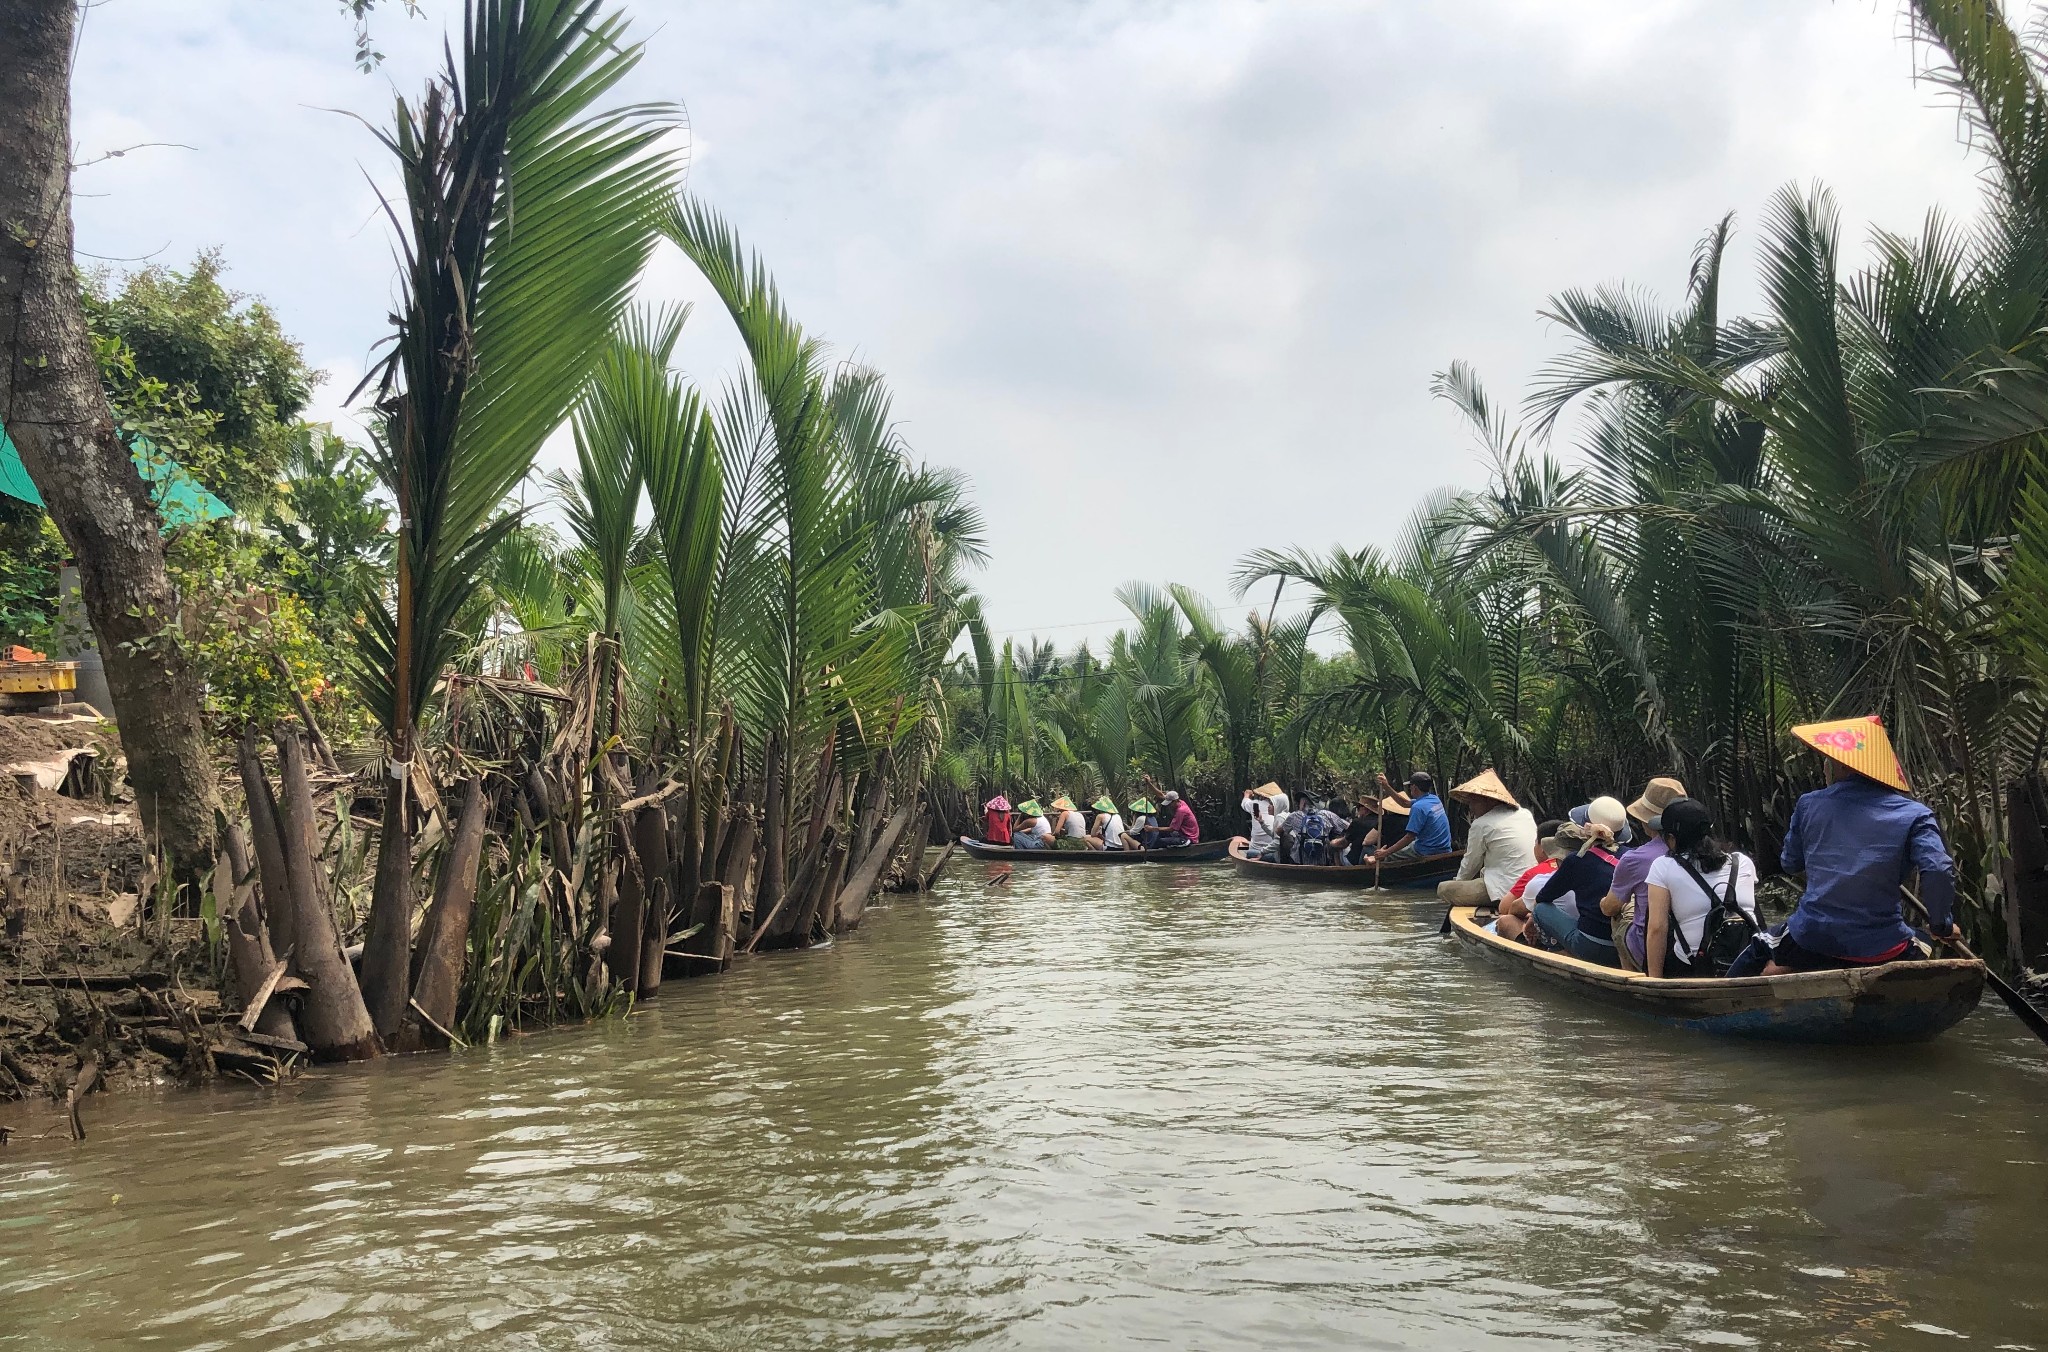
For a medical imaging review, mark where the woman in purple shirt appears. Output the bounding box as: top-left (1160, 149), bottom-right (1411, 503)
top-left (1598, 776), bottom-right (1687, 971)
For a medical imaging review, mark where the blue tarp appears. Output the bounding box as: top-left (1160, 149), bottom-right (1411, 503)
top-left (0, 423), bottom-right (231, 528)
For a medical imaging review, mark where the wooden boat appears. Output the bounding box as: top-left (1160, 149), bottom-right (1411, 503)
top-left (1226, 837), bottom-right (1464, 887)
top-left (957, 835), bottom-right (1229, 864)
top-left (1445, 905), bottom-right (1985, 1044)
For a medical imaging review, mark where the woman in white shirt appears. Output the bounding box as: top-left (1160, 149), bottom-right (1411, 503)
top-left (1012, 799), bottom-right (1053, 849)
top-left (1644, 797), bottom-right (1759, 978)
top-left (1090, 796), bottom-right (1127, 851)
top-left (1241, 786), bottom-right (1279, 857)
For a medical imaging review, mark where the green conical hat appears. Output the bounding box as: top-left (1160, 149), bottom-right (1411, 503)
top-left (1016, 799), bottom-right (1042, 816)
top-left (1092, 795), bottom-right (1116, 813)
top-left (1128, 796), bottom-right (1155, 813)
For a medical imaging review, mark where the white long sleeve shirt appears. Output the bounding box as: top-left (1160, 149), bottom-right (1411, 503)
top-left (1455, 806), bottom-right (1538, 901)
top-left (1242, 795), bottom-right (1278, 852)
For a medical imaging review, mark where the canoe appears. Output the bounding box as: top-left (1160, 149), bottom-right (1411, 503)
top-left (1226, 837), bottom-right (1465, 887)
top-left (957, 835), bottom-right (1229, 864)
top-left (1445, 905), bottom-right (1985, 1044)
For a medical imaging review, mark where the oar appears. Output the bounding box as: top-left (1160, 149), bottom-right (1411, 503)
top-left (1371, 798), bottom-right (1386, 893)
top-left (1902, 887), bottom-right (2048, 1045)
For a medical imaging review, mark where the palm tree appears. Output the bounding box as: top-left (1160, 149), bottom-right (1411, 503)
top-left (350, 0), bottom-right (681, 1037)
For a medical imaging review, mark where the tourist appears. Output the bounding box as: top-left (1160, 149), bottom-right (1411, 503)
top-left (1090, 796), bottom-right (1128, 851)
top-left (1530, 821), bottom-right (1623, 964)
top-left (1433, 770), bottom-right (1538, 909)
top-left (981, 795), bottom-right (1013, 847)
top-left (1569, 795), bottom-right (1633, 849)
top-left (1049, 796), bottom-right (1092, 851)
top-left (1289, 797), bottom-right (1339, 865)
top-left (1727, 716), bottom-right (1958, 977)
top-left (1336, 796), bottom-right (1379, 865)
top-left (1598, 775), bottom-right (1686, 971)
top-left (1242, 782), bottom-right (1282, 858)
top-left (1011, 799), bottom-right (1052, 850)
top-left (1493, 820), bottom-right (1564, 943)
top-left (1127, 796), bottom-right (1159, 843)
top-left (1644, 797), bottom-right (1760, 978)
top-left (1145, 789), bottom-right (1201, 849)
top-left (1367, 771), bottom-right (1453, 862)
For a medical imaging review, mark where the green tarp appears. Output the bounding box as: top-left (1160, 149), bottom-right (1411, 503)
top-left (0, 423), bottom-right (231, 528)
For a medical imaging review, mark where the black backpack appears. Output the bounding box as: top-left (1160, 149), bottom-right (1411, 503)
top-left (1671, 854), bottom-right (1758, 977)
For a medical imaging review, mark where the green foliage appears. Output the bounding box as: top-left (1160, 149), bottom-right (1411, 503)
top-left (257, 425), bottom-right (392, 643)
top-left (0, 499), bottom-right (62, 650)
top-left (164, 523), bottom-right (367, 741)
top-left (83, 251), bottom-right (316, 511)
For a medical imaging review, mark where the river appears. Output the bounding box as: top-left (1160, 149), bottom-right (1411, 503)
top-left (4, 860), bottom-right (2047, 1349)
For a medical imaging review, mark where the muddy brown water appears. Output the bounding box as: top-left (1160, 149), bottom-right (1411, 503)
top-left (4, 862), bottom-right (2048, 1349)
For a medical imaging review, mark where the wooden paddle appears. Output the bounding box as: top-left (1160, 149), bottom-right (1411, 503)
top-left (1902, 887), bottom-right (2048, 1045)
top-left (1371, 798), bottom-right (1387, 892)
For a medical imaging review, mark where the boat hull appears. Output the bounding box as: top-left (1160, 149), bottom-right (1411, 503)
top-left (1226, 837), bottom-right (1464, 887)
top-left (1446, 906), bottom-right (1985, 1044)
top-left (957, 836), bottom-right (1228, 864)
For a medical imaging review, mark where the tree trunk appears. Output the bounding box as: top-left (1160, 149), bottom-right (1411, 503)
top-left (360, 767), bottom-right (413, 1039)
top-left (218, 824), bottom-right (296, 1042)
top-left (274, 732), bottom-right (379, 1061)
top-left (831, 801), bottom-right (915, 933)
top-left (633, 803), bottom-right (670, 999)
top-left (410, 775), bottom-right (490, 1047)
top-left (236, 729), bottom-right (296, 962)
top-left (758, 731), bottom-right (785, 926)
top-left (607, 815), bottom-right (644, 996)
top-left (0, 0), bottom-right (221, 902)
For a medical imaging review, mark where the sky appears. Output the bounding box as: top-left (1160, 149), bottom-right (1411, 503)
top-left (68, 0), bottom-right (1991, 653)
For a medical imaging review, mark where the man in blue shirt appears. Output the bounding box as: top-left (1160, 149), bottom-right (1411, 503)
top-left (1368, 771), bottom-right (1454, 861)
top-left (1728, 715), bottom-right (1958, 976)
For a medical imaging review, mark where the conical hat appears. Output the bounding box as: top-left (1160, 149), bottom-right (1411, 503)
top-left (1450, 768), bottom-right (1519, 810)
top-left (1252, 781), bottom-right (1283, 799)
top-left (1050, 795), bottom-right (1076, 812)
top-left (984, 795), bottom-right (1011, 813)
top-left (1128, 797), bottom-right (1155, 813)
top-left (1016, 799), bottom-right (1042, 817)
top-left (1792, 715), bottom-right (1909, 792)
top-left (1092, 795), bottom-right (1117, 813)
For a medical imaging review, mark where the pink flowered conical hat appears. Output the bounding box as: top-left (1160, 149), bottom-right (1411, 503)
top-left (1791, 716), bottom-right (1909, 792)
top-left (985, 795), bottom-right (1011, 813)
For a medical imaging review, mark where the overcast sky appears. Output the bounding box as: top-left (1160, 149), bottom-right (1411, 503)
top-left (70, 0), bottom-right (1989, 652)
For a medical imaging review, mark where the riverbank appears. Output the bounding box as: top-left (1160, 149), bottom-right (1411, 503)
top-left (0, 704), bottom-right (948, 1133)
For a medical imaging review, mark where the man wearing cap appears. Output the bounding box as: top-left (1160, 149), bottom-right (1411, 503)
top-left (1728, 716), bottom-right (1958, 976)
top-left (1596, 776), bottom-right (1685, 971)
top-left (1143, 790), bottom-right (1201, 849)
top-left (1368, 771), bottom-right (1451, 862)
top-left (1434, 769), bottom-right (1538, 908)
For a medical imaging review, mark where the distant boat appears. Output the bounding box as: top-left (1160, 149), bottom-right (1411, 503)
top-left (1226, 837), bottom-right (1463, 887)
top-left (1444, 905), bottom-right (1985, 1044)
top-left (957, 835), bottom-right (1228, 863)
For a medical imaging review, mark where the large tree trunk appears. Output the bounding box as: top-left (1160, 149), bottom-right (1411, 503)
top-left (633, 803), bottom-right (670, 998)
top-left (360, 768), bottom-right (414, 1040)
top-left (410, 775), bottom-right (490, 1047)
top-left (236, 729), bottom-right (296, 962)
top-left (831, 800), bottom-right (915, 934)
top-left (274, 732), bottom-right (379, 1061)
top-left (0, 1), bottom-right (221, 899)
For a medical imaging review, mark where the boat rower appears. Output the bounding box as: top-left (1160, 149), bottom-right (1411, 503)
top-left (1727, 715), bottom-right (1959, 976)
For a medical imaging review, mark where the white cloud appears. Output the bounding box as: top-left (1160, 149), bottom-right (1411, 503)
top-left (69, 0), bottom-right (1987, 651)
